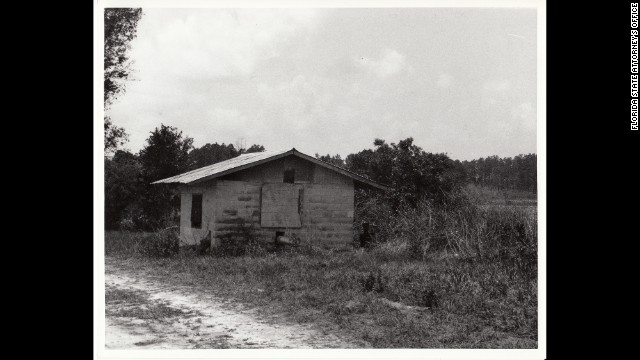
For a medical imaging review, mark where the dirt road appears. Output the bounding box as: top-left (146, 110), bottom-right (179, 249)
top-left (104, 265), bottom-right (367, 349)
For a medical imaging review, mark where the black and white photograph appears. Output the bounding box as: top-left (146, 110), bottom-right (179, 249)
top-left (95, 0), bottom-right (545, 357)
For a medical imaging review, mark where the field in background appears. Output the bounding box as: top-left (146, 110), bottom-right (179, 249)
top-left (464, 184), bottom-right (537, 207)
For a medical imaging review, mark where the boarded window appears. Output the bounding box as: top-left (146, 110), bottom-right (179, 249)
top-left (260, 184), bottom-right (301, 228)
top-left (284, 168), bottom-right (295, 183)
top-left (191, 194), bottom-right (202, 228)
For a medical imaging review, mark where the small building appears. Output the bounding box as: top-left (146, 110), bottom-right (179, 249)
top-left (153, 148), bottom-right (387, 248)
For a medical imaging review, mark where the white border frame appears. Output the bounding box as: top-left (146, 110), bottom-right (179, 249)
top-left (94, 1), bottom-right (546, 359)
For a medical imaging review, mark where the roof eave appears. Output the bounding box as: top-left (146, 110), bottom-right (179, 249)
top-left (150, 148), bottom-right (389, 191)
top-left (151, 149), bottom-right (296, 185)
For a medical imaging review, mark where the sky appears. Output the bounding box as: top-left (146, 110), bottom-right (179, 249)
top-left (106, 7), bottom-right (537, 161)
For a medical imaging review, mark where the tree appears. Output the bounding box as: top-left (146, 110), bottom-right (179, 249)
top-left (459, 153), bottom-right (536, 193)
top-left (104, 8), bottom-right (143, 154)
top-left (104, 116), bottom-right (129, 156)
top-left (243, 144), bottom-right (266, 154)
top-left (189, 143), bottom-right (240, 169)
top-left (104, 8), bottom-right (143, 107)
top-left (315, 153), bottom-right (346, 168)
top-left (104, 150), bottom-right (143, 229)
top-left (138, 124), bottom-right (194, 228)
top-left (188, 143), bottom-right (266, 170)
top-left (232, 139), bottom-right (264, 154)
top-left (345, 138), bottom-right (464, 208)
top-left (140, 125), bottom-right (194, 181)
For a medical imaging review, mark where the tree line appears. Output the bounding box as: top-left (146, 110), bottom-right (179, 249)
top-left (316, 146), bottom-right (537, 197)
top-left (106, 124), bottom-right (537, 231)
top-left (459, 154), bottom-right (537, 193)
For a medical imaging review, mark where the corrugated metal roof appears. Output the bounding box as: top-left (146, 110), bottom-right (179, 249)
top-left (152, 149), bottom-right (290, 184)
top-left (152, 148), bottom-right (388, 190)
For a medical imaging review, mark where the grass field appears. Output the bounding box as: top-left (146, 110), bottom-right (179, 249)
top-left (463, 184), bottom-right (537, 206)
top-left (105, 201), bottom-right (538, 349)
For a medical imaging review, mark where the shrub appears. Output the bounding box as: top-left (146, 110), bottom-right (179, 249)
top-left (197, 230), bottom-right (211, 255)
top-left (356, 190), bottom-right (537, 280)
top-left (105, 231), bottom-right (144, 256)
top-left (105, 229), bottom-right (180, 258)
top-left (138, 229), bottom-right (180, 258)
top-left (353, 195), bottom-right (394, 247)
top-left (215, 220), bottom-right (265, 257)
top-left (118, 218), bottom-right (136, 232)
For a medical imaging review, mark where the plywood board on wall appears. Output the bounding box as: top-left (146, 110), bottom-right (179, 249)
top-left (260, 183), bottom-right (301, 228)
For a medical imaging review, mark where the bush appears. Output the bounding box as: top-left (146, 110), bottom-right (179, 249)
top-left (105, 229), bottom-right (180, 258)
top-left (138, 229), bottom-right (180, 258)
top-left (105, 231), bottom-right (143, 256)
top-left (353, 195), bottom-right (394, 247)
top-left (214, 220), bottom-right (265, 257)
top-left (197, 231), bottom-right (211, 255)
top-left (356, 191), bottom-right (537, 280)
top-left (118, 218), bottom-right (136, 232)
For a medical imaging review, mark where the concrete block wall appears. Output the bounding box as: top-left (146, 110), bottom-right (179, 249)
top-left (179, 183), bottom-right (215, 245)
top-left (299, 182), bottom-right (354, 247)
top-left (209, 180), bottom-right (264, 246)
top-left (179, 158), bottom-right (356, 249)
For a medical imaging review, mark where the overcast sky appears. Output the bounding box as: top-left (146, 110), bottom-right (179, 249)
top-left (107, 7), bottom-right (537, 161)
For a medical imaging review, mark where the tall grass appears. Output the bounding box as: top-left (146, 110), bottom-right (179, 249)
top-left (463, 184), bottom-right (537, 205)
top-left (108, 242), bottom-right (537, 347)
top-left (105, 228), bottom-right (180, 258)
top-left (356, 192), bottom-right (537, 279)
top-left (105, 190), bottom-right (537, 348)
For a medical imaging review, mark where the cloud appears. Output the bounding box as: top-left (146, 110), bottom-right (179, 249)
top-left (482, 79), bottom-right (512, 105)
top-left (107, 8), bottom-right (537, 161)
top-left (256, 75), bottom-right (347, 131)
top-left (512, 102), bottom-right (536, 132)
top-left (108, 9), bottom-right (324, 152)
top-left (483, 79), bottom-right (511, 92)
top-left (130, 9), bottom-right (322, 81)
top-left (356, 48), bottom-right (406, 78)
top-left (252, 74), bottom-right (387, 154)
top-left (437, 73), bottom-right (453, 88)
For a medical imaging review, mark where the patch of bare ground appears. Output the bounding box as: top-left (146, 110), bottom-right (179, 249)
top-left (104, 264), bottom-right (368, 349)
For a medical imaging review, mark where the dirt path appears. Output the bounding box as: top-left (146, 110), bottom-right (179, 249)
top-left (104, 265), bottom-right (367, 349)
